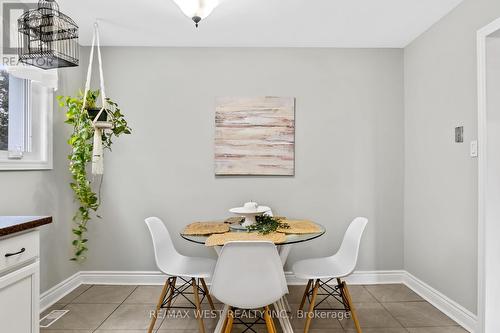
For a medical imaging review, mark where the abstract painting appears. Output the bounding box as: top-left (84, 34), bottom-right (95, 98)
top-left (215, 96), bottom-right (295, 175)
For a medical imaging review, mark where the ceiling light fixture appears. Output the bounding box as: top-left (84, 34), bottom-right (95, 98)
top-left (172, 0), bottom-right (221, 28)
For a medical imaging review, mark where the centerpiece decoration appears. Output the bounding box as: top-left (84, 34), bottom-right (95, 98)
top-left (246, 215), bottom-right (290, 235)
top-left (59, 23), bottom-right (131, 261)
top-left (229, 202), bottom-right (290, 234)
top-left (229, 202), bottom-right (271, 227)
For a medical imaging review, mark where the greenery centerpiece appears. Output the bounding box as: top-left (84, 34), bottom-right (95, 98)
top-left (246, 215), bottom-right (290, 235)
top-left (58, 89), bottom-right (131, 261)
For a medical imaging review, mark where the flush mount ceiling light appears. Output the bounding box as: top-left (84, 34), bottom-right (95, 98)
top-left (172, 0), bottom-right (221, 27)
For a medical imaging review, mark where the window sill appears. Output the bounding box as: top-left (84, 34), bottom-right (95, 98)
top-left (0, 158), bottom-right (52, 171)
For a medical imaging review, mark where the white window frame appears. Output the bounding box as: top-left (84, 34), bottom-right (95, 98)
top-left (0, 79), bottom-right (53, 170)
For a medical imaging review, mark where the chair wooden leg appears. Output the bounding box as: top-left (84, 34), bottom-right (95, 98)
top-left (342, 281), bottom-right (362, 333)
top-left (299, 279), bottom-right (313, 310)
top-left (268, 306), bottom-right (281, 333)
top-left (148, 278), bottom-right (170, 333)
top-left (224, 307), bottom-right (234, 333)
top-left (165, 277), bottom-right (176, 309)
top-left (220, 310), bottom-right (229, 333)
top-left (270, 306), bottom-right (278, 333)
top-left (200, 278), bottom-right (216, 310)
top-left (264, 306), bottom-right (276, 333)
top-left (192, 278), bottom-right (206, 333)
top-left (304, 279), bottom-right (320, 333)
top-left (336, 278), bottom-right (349, 312)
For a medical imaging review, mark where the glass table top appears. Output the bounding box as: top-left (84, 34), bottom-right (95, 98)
top-left (180, 222), bottom-right (326, 246)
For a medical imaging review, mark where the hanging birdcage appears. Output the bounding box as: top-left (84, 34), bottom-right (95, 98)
top-left (17, 0), bottom-right (79, 70)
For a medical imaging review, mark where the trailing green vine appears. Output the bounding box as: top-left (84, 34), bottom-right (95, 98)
top-left (58, 90), bottom-right (131, 261)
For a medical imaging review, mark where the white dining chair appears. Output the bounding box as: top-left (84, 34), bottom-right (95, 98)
top-left (210, 241), bottom-right (288, 333)
top-left (145, 217), bottom-right (217, 333)
top-left (292, 217), bottom-right (368, 333)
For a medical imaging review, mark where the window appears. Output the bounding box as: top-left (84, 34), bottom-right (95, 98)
top-left (0, 67), bottom-right (9, 151)
top-left (0, 68), bottom-right (7, 151)
top-left (0, 67), bottom-right (29, 153)
top-left (0, 65), bottom-right (53, 170)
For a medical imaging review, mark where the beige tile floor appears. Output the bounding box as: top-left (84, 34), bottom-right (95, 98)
top-left (40, 283), bottom-right (469, 333)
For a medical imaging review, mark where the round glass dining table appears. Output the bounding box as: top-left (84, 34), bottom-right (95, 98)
top-left (180, 223), bottom-right (326, 246)
top-left (180, 223), bottom-right (326, 333)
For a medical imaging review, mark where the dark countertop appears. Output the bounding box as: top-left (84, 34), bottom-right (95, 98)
top-left (0, 216), bottom-right (52, 237)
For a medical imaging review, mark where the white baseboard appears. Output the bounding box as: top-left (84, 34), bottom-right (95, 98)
top-left (40, 272), bottom-right (82, 312)
top-left (346, 270), bottom-right (406, 285)
top-left (404, 272), bottom-right (477, 333)
top-left (79, 271), bottom-right (165, 285)
top-left (39, 271), bottom-right (165, 312)
top-left (62, 270), bottom-right (405, 287)
top-left (41, 270), bottom-right (401, 311)
top-left (40, 269), bottom-right (477, 332)
top-left (285, 270), bottom-right (406, 285)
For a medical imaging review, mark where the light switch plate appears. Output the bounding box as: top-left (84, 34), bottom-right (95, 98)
top-left (455, 126), bottom-right (464, 143)
top-left (471, 140), bottom-right (478, 158)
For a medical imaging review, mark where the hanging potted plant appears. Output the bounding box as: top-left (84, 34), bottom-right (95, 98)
top-left (84, 90), bottom-right (108, 121)
top-left (58, 23), bottom-right (131, 261)
top-left (58, 90), bottom-right (131, 261)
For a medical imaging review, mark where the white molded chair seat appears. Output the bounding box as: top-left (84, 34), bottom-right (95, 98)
top-left (293, 256), bottom-right (353, 280)
top-left (165, 256), bottom-right (215, 279)
top-left (211, 241), bottom-right (288, 309)
top-left (292, 217), bottom-right (368, 280)
top-left (292, 217), bottom-right (368, 333)
top-left (145, 216), bottom-right (216, 278)
top-left (145, 216), bottom-right (217, 333)
top-left (211, 241), bottom-right (287, 333)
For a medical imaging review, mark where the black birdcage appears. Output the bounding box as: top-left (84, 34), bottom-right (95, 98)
top-left (17, 0), bottom-right (79, 70)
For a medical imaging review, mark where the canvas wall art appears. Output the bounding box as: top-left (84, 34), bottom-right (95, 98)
top-left (215, 96), bottom-right (295, 176)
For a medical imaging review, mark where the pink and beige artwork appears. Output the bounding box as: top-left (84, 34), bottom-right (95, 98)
top-left (215, 97), bottom-right (295, 176)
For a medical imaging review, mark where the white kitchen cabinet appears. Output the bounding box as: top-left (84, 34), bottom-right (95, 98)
top-left (0, 230), bottom-right (41, 333)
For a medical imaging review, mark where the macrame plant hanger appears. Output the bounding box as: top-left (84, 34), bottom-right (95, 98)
top-left (81, 22), bottom-right (113, 175)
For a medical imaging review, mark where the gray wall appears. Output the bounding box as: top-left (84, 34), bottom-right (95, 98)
top-left (79, 48), bottom-right (405, 275)
top-left (2, 1), bottom-right (498, 315)
top-left (404, 0), bottom-right (500, 314)
top-left (0, 66), bottom-right (84, 292)
top-left (0, 47), bottom-right (404, 293)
